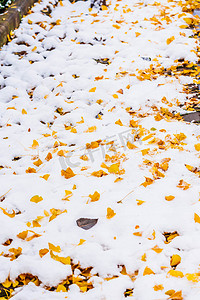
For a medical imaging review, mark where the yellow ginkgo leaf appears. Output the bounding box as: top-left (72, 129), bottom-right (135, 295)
top-left (113, 94), bottom-right (118, 99)
top-left (39, 248), bottom-right (49, 258)
top-left (40, 174), bottom-right (50, 181)
top-left (166, 36), bottom-right (175, 45)
top-left (168, 270), bottom-right (184, 278)
top-left (143, 266), bottom-right (155, 276)
top-left (127, 141), bottom-right (137, 149)
top-left (194, 213), bottom-right (200, 223)
top-left (185, 273), bottom-right (200, 283)
top-left (61, 168), bottom-right (75, 179)
top-left (89, 87), bottom-right (96, 92)
top-left (30, 195), bottom-right (43, 203)
top-left (48, 243), bottom-right (61, 253)
top-left (136, 200), bottom-right (145, 206)
top-left (108, 163), bottom-right (120, 174)
top-left (170, 254), bottom-right (181, 267)
top-left (22, 109), bottom-right (27, 114)
top-left (17, 230), bottom-right (28, 240)
top-left (0, 205), bottom-right (15, 218)
top-left (78, 239), bottom-right (86, 246)
top-left (115, 119), bottom-right (123, 126)
top-left (31, 140), bottom-right (39, 149)
top-left (194, 143), bottom-right (200, 151)
top-left (86, 126), bottom-right (97, 133)
top-left (165, 195), bottom-right (175, 201)
top-left (50, 250), bottom-right (70, 265)
top-left (56, 284), bottom-right (67, 292)
top-left (89, 191), bottom-right (100, 202)
top-left (106, 207), bottom-right (116, 219)
top-left (101, 5), bottom-right (108, 10)
top-left (33, 159), bottom-right (43, 167)
top-left (154, 284), bottom-right (164, 291)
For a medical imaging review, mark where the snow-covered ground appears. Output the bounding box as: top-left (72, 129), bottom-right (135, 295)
top-left (0, 0), bottom-right (200, 299)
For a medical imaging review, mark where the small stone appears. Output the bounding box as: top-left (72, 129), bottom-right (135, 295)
top-left (182, 111), bottom-right (200, 123)
top-left (76, 218), bottom-right (98, 230)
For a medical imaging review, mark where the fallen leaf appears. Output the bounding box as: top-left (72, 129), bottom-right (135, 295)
top-left (106, 207), bottom-right (116, 219)
top-left (165, 195), bottom-right (175, 201)
top-left (143, 266), bottom-right (155, 276)
top-left (61, 168), bottom-right (76, 179)
top-left (89, 191), bottom-right (100, 202)
top-left (48, 243), bottom-right (61, 253)
top-left (30, 195), bottom-right (43, 203)
top-left (194, 143), bottom-right (200, 151)
top-left (31, 140), bottom-right (39, 149)
top-left (50, 250), bottom-right (70, 265)
top-left (170, 254), bottom-right (181, 268)
top-left (89, 87), bottom-right (96, 92)
top-left (194, 213), bottom-right (200, 223)
top-left (39, 248), bottom-right (49, 258)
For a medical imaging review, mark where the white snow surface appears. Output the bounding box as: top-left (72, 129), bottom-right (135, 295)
top-left (0, 0), bottom-right (200, 299)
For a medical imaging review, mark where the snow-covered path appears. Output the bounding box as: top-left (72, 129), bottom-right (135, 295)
top-left (0, 0), bottom-right (200, 299)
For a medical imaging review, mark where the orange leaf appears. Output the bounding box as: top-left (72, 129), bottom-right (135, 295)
top-left (48, 243), bottom-right (61, 253)
top-left (61, 168), bottom-right (75, 179)
top-left (31, 140), bottom-right (39, 149)
top-left (165, 195), bottom-right (175, 201)
top-left (194, 213), bottom-right (200, 223)
top-left (30, 195), bottom-right (43, 203)
top-left (89, 191), bottom-right (100, 202)
top-left (89, 87), bottom-right (96, 92)
top-left (143, 267), bottom-right (155, 276)
top-left (39, 248), bottom-right (49, 258)
top-left (0, 207), bottom-right (15, 218)
top-left (106, 207), bottom-right (116, 219)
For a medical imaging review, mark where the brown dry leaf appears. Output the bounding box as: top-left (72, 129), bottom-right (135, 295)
top-left (106, 207), bottom-right (116, 219)
top-left (61, 168), bottom-right (76, 179)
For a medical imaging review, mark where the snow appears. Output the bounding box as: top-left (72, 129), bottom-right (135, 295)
top-left (0, 0), bottom-right (199, 299)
